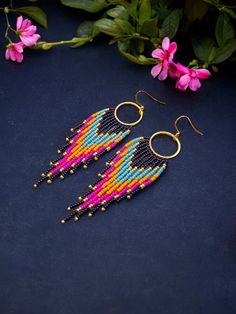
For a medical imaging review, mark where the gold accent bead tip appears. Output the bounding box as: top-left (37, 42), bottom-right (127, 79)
top-left (57, 150), bottom-right (61, 154)
top-left (101, 207), bottom-right (106, 212)
top-left (73, 216), bottom-right (79, 221)
top-left (61, 219), bottom-right (65, 224)
top-left (33, 183), bottom-right (37, 188)
top-left (47, 179), bottom-right (52, 184)
top-left (70, 128), bottom-right (74, 132)
top-left (67, 207), bottom-right (71, 211)
top-left (88, 213), bottom-right (93, 217)
top-left (60, 175), bottom-right (64, 180)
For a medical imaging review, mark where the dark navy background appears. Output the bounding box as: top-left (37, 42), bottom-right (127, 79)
top-left (0, 2), bottom-right (236, 314)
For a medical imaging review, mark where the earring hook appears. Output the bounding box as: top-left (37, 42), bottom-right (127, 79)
top-left (174, 115), bottom-right (204, 137)
top-left (135, 90), bottom-right (166, 110)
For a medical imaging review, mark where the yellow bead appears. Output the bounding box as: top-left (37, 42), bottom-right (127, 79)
top-left (101, 207), bottom-right (106, 212)
top-left (47, 179), bottom-right (52, 184)
top-left (33, 183), bottom-right (37, 188)
top-left (67, 207), bottom-right (71, 211)
top-left (73, 216), bottom-right (79, 221)
top-left (61, 219), bottom-right (65, 224)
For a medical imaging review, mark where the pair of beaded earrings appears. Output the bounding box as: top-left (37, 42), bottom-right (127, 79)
top-left (33, 91), bottom-right (203, 224)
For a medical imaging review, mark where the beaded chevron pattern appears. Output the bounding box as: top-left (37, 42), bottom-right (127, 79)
top-left (34, 108), bottom-right (131, 187)
top-left (61, 137), bottom-right (167, 223)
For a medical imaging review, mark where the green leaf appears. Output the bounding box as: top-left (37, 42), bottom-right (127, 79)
top-left (114, 18), bottom-right (134, 34)
top-left (215, 13), bottom-right (235, 46)
top-left (159, 9), bottom-right (182, 39)
top-left (141, 17), bottom-right (158, 37)
top-left (77, 21), bottom-right (99, 38)
top-left (221, 8), bottom-right (236, 19)
top-left (139, 0), bottom-right (152, 25)
top-left (119, 49), bottom-right (156, 64)
top-left (191, 36), bottom-right (215, 62)
top-left (71, 37), bottom-right (92, 48)
top-left (213, 38), bottom-right (236, 63)
top-left (126, 0), bottom-right (139, 20)
top-left (14, 6), bottom-right (47, 28)
top-left (107, 5), bottom-right (129, 20)
top-left (184, 0), bottom-right (209, 22)
top-left (118, 40), bottom-right (156, 64)
top-left (94, 18), bottom-right (123, 36)
top-left (60, 0), bottom-right (109, 12)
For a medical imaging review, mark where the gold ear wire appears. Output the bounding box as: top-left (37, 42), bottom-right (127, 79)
top-left (135, 90), bottom-right (166, 109)
top-left (174, 115), bottom-right (204, 138)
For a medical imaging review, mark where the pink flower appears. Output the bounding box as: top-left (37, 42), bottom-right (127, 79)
top-left (5, 42), bottom-right (24, 63)
top-left (16, 16), bottom-right (40, 46)
top-left (151, 37), bottom-right (177, 80)
top-left (174, 63), bottom-right (211, 91)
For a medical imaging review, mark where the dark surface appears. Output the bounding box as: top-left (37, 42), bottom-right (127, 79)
top-left (0, 3), bottom-right (236, 314)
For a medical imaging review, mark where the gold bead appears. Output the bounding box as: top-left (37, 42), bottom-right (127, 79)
top-left (66, 137), bottom-right (69, 142)
top-left (89, 185), bottom-right (93, 189)
top-left (140, 184), bottom-right (145, 189)
top-left (83, 164), bottom-right (87, 169)
top-left (63, 152), bottom-right (67, 156)
top-left (88, 212), bottom-right (93, 217)
top-left (101, 207), bottom-right (106, 212)
top-left (69, 140), bottom-right (74, 144)
top-left (47, 179), bottom-right (52, 184)
top-left (127, 195), bottom-right (131, 199)
top-left (60, 175), bottom-right (64, 180)
top-left (98, 173), bottom-right (102, 177)
top-left (94, 156), bottom-right (98, 161)
top-left (76, 207), bottom-right (82, 212)
top-left (106, 146), bottom-right (111, 151)
top-left (70, 169), bottom-right (74, 174)
top-left (88, 204), bottom-right (93, 209)
top-left (57, 149), bottom-right (61, 154)
top-left (33, 183), bottom-right (37, 188)
top-left (49, 161), bottom-right (54, 166)
top-left (70, 128), bottom-right (74, 132)
top-left (106, 162), bottom-right (110, 166)
top-left (41, 173), bottom-right (45, 177)
top-left (67, 207), bottom-right (71, 211)
top-left (78, 196), bottom-right (83, 201)
top-left (61, 219), bottom-right (65, 224)
top-left (73, 216), bottom-right (79, 221)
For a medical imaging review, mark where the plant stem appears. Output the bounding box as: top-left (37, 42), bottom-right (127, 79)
top-left (4, 7), bottom-right (12, 43)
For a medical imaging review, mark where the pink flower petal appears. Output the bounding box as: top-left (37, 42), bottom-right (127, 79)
top-left (152, 48), bottom-right (164, 59)
top-left (175, 63), bottom-right (189, 75)
top-left (16, 16), bottom-right (23, 30)
top-left (158, 67), bottom-right (168, 81)
top-left (168, 42), bottom-right (177, 60)
top-left (5, 48), bottom-right (10, 60)
top-left (151, 63), bottom-right (162, 78)
top-left (162, 37), bottom-right (170, 51)
top-left (15, 51), bottom-right (23, 63)
top-left (196, 69), bottom-right (211, 79)
top-left (189, 78), bottom-right (201, 91)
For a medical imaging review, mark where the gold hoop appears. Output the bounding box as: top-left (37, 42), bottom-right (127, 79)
top-left (149, 131), bottom-right (181, 159)
top-left (114, 101), bottom-right (144, 126)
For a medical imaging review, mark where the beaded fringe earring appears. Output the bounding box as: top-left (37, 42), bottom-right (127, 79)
top-left (33, 91), bottom-right (164, 187)
top-left (60, 116), bottom-right (203, 224)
